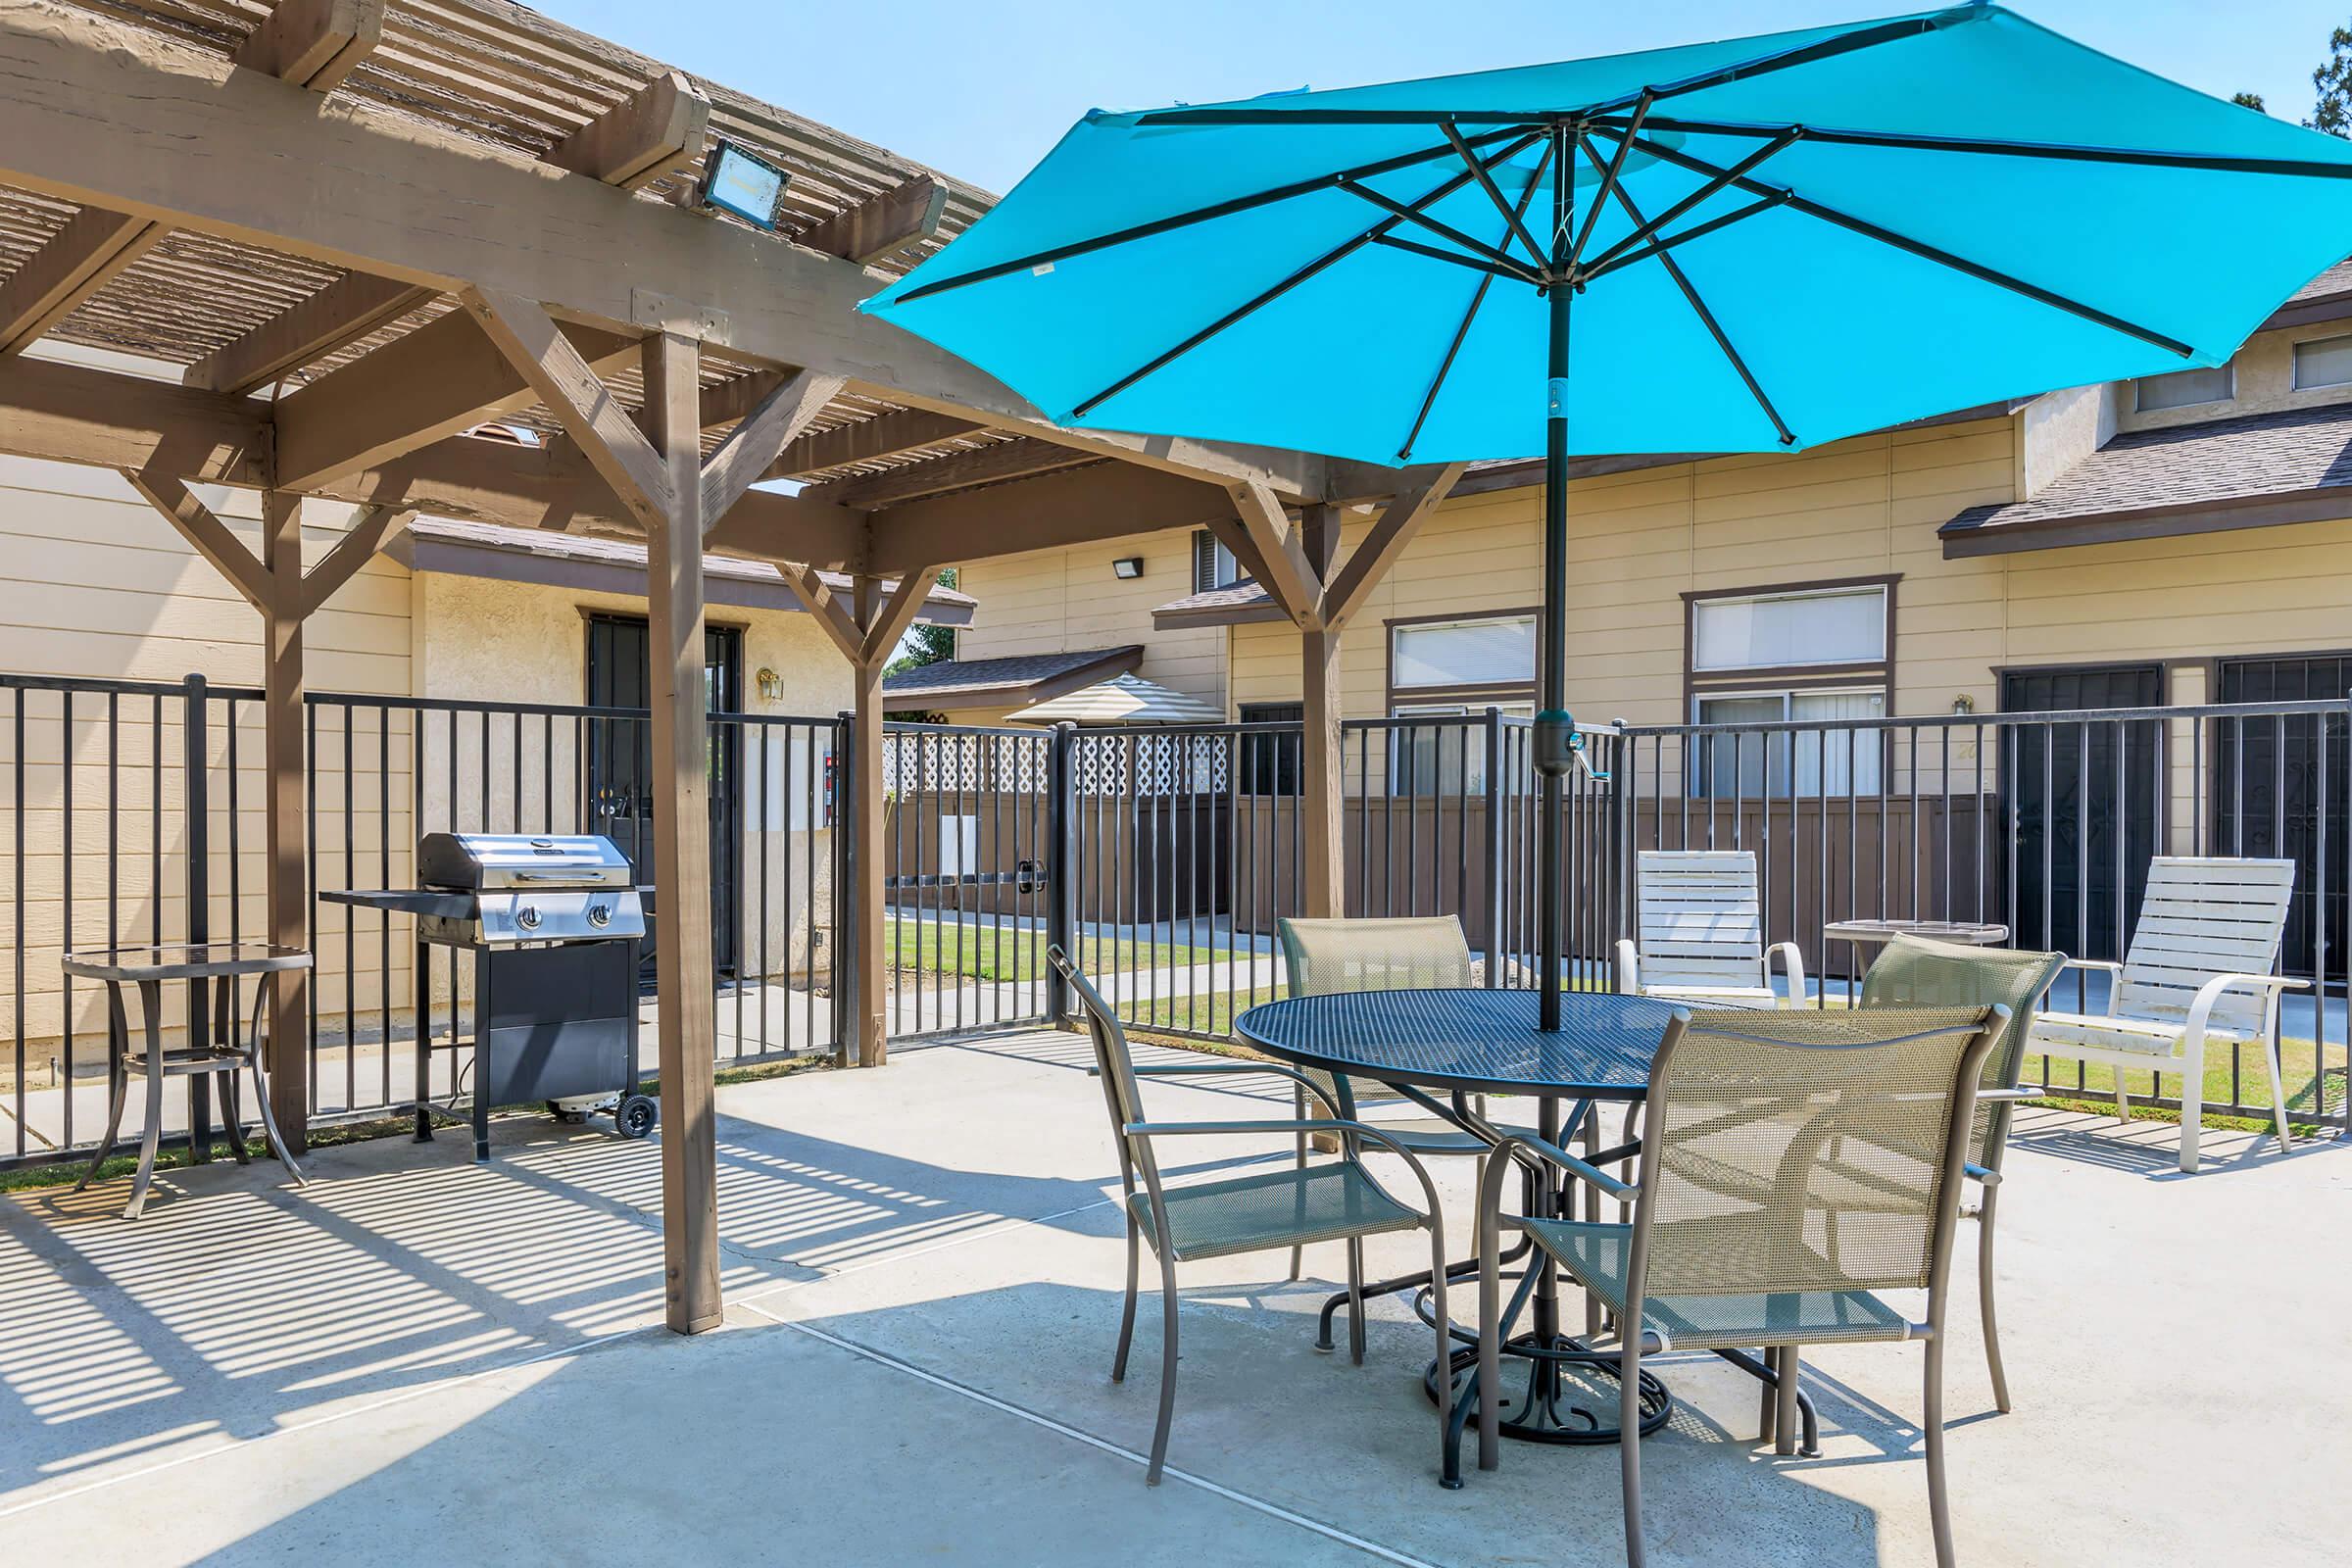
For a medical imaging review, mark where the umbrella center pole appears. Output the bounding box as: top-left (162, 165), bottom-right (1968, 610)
top-left (1534, 146), bottom-right (1576, 1032)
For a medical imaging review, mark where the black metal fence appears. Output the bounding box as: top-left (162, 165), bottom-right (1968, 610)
top-left (1, 672), bottom-right (843, 1167)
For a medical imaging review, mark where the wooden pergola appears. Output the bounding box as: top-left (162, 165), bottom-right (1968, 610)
top-left (0, 0), bottom-right (1459, 1332)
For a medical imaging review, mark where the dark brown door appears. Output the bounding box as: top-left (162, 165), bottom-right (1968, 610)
top-left (2001, 663), bottom-right (2163, 960)
top-left (2215, 654), bottom-right (2350, 981)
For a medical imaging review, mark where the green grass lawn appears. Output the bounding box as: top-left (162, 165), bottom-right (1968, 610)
top-left (885, 918), bottom-right (1229, 985)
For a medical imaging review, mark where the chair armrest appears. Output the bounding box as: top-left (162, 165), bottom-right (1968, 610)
top-left (2045, 957), bottom-right (2123, 1015)
top-left (2184, 972), bottom-right (2310, 1041)
top-left (1486, 1131), bottom-right (1639, 1200)
top-left (1974, 1087), bottom-right (2036, 1102)
top-left (1100, 1057), bottom-right (1346, 1117)
top-left (1766, 942), bottom-right (1807, 1005)
top-left (1614, 939), bottom-right (1640, 995)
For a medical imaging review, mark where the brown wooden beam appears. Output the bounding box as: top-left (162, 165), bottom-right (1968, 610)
top-left (119, 468), bottom-right (270, 609)
top-left (547, 69), bottom-right (710, 190)
top-left (183, 272), bottom-right (432, 395)
top-left (865, 462), bottom-right (1236, 574)
top-left (770, 408), bottom-right (979, 479)
top-left (642, 328), bottom-right (722, 1335)
top-left (0, 3), bottom-right (1328, 500)
top-left (299, 503), bottom-right (411, 617)
top-left (231, 0), bottom-right (383, 91)
top-left (1299, 625), bottom-right (1344, 918)
top-left (260, 491), bottom-right (309, 1149)
top-left (0, 207), bottom-right (163, 356)
top-left (1225, 480), bottom-right (1323, 628)
top-left (859, 565), bottom-right (937, 665)
top-left (273, 308), bottom-right (638, 491)
top-left (700, 368), bottom-right (845, 526)
top-left (797, 175), bottom-right (949, 267)
top-left (848, 575), bottom-right (889, 1068)
top-left (771, 561), bottom-right (864, 661)
top-left (463, 288), bottom-right (670, 529)
top-left (808, 438), bottom-right (1095, 510)
top-left (0, 354), bottom-right (269, 480)
top-left (1323, 463), bottom-right (1465, 628)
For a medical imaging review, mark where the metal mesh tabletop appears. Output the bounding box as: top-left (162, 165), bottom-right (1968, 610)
top-left (1234, 989), bottom-right (1682, 1099)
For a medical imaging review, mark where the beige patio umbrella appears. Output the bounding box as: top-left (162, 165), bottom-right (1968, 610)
top-left (1006, 671), bottom-right (1223, 726)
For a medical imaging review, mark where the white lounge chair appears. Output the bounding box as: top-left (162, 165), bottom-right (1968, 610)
top-left (2027, 857), bottom-right (2305, 1173)
top-left (1614, 850), bottom-right (1803, 1009)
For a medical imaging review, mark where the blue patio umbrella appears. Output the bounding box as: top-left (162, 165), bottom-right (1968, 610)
top-left (863, 3), bottom-right (2352, 1026)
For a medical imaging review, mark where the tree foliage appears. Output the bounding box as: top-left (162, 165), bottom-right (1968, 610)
top-left (2312, 24), bottom-right (2352, 137)
top-left (885, 567), bottom-right (959, 676)
top-left (2231, 90), bottom-right (2267, 112)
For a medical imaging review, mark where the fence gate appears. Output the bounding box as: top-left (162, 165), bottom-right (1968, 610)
top-left (880, 722), bottom-right (1057, 1040)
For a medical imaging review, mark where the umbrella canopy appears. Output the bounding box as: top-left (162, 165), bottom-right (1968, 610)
top-left (1007, 671), bottom-right (1226, 726)
top-left (864, 4), bottom-right (2352, 1026)
top-left (865, 3), bottom-right (2352, 466)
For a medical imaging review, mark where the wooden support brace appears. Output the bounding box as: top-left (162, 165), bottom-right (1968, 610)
top-left (797, 175), bottom-right (950, 267)
top-left (463, 287), bottom-right (671, 528)
top-left (299, 504), bottom-right (411, 617)
top-left (699, 368), bottom-right (846, 526)
top-left (119, 468), bottom-right (270, 609)
top-left (1227, 480), bottom-right (1325, 629)
top-left (1323, 464), bottom-right (1466, 629)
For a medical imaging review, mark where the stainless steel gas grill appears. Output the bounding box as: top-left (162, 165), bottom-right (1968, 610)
top-left (326, 833), bottom-right (656, 1161)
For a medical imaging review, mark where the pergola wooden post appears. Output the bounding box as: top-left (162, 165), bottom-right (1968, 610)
top-left (1208, 468), bottom-right (1466, 918)
top-left (775, 562), bottom-right (934, 1069)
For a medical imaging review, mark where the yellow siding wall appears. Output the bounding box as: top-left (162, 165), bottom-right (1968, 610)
top-left (947, 525), bottom-right (1224, 722)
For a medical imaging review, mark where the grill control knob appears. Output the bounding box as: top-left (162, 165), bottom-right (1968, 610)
top-left (515, 905), bottom-right (543, 931)
top-left (586, 903), bottom-right (612, 929)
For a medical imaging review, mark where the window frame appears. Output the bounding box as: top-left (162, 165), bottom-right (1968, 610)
top-left (2132, 360), bottom-right (2235, 413)
top-left (1384, 607), bottom-right (1542, 710)
top-left (1191, 529), bottom-right (1245, 595)
top-left (1682, 575), bottom-right (1897, 801)
top-left (2292, 331), bottom-right (2352, 392)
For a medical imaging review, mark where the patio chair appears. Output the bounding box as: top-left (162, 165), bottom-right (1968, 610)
top-left (1046, 945), bottom-right (1453, 1487)
top-left (2026, 857), bottom-right (2304, 1173)
top-left (1277, 915), bottom-right (1538, 1344)
top-left (1471, 1004), bottom-right (2005, 1568)
top-left (1615, 850), bottom-right (1803, 1008)
top-left (1860, 935), bottom-right (2068, 1413)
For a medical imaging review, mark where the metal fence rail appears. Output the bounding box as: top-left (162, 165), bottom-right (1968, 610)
top-left (1, 672), bottom-right (844, 1168)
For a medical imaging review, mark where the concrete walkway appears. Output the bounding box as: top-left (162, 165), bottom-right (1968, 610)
top-left (3, 1028), bottom-right (2347, 1564)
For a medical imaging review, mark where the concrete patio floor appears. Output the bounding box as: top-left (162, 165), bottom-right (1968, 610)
top-left (3, 1029), bottom-right (2347, 1566)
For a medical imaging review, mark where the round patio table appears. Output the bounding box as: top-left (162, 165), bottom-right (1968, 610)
top-left (1234, 988), bottom-right (1683, 1466)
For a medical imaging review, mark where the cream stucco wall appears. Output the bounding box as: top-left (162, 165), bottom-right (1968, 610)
top-left (2118, 318), bottom-right (2352, 433)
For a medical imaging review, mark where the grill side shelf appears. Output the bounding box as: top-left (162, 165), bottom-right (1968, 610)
top-left (320, 889), bottom-right (476, 919)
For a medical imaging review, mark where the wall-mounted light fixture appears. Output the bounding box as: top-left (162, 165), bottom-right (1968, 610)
top-left (696, 140), bottom-right (791, 232)
top-left (1111, 557), bottom-right (1145, 580)
top-left (1950, 694), bottom-right (1976, 715)
top-left (755, 667), bottom-right (784, 702)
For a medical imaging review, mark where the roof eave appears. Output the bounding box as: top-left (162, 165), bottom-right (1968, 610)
top-left (1940, 484), bottom-right (2352, 558)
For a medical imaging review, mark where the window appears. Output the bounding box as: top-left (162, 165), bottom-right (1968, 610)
top-left (1391, 613), bottom-right (1538, 694)
top-left (2293, 333), bottom-right (2352, 390)
top-left (2133, 362), bottom-right (2232, 413)
top-left (1392, 701), bottom-right (1536, 794)
top-left (1686, 579), bottom-right (1892, 799)
top-left (1192, 530), bottom-right (1243, 594)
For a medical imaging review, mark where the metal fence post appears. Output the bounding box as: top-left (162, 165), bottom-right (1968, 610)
top-left (1605, 720), bottom-right (1631, 992)
top-left (182, 672), bottom-right (213, 1153)
top-left (831, 711), bottom-right (855, 1068)
top-left (1481, 707), bottom-right (1503, 987)
top-left (1046, 720), bottom-right (1078, 1020)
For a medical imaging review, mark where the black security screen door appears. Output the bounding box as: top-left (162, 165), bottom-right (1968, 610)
top-left (2002, 663), bottom-right (2162, 961)
top-left (2216, 654), bottom-right (2351, 982)
top-left (584, 614), bottom-right (743, 985)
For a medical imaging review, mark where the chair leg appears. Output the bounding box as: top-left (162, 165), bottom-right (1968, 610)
top-left (2178, 1059), bottom-right (2203, 1175)
top-left (1112, 1212), bottom-right (1141, 1383)
top-left (1621, 1335), bottom-right (1647, 1568)
top-left (1773, 1347), bottom-right (1800, 1458)
top-left (1925, 1331), bottom-right (1957, 1568)
top-left (1288, 1085), bottom-right (1306, 1282)
top-left (1758, 1347), bottom-right (1779, 1446)
top-left (2263, 1033), bottom-right (2296, 1158)
top-left (1426, 1222), bottom-right (1453, 1486)
top-left (74, 1001), bottom-right (130, 1195)
top-left (1978, 1198), bottom-right (2010, 1415)
top-left (1346, 1237), bottom-right (1367, 1366)
top-left (125, 981), bottom-right (167, 1220)
top-left (1147, 1254), bottom-right (1181, 1486)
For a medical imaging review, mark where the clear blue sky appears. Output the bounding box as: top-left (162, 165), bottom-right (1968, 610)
top-left (538, 1), bottom-right (2350, 194)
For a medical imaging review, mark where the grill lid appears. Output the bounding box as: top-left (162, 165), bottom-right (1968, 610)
top-left (418, 833), bottom-right (633, 891)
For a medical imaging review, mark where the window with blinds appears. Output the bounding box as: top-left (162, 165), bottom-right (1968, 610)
top-left (1686, 579), bottom-right (1892, 797)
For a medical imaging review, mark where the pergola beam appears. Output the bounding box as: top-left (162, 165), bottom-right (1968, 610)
top-left (0, 207), bottom-right (163, 356)
top-left (797, 174), bottom-right (950, 267)
top-left (700, 368), bottom-right (846, 525)
top-left (546, 69), bottom-right (710, 189)
top-left (182, 271), bottom-right (431, 395)
top-left (0, 0), bottom-right (1328, 500)
top-left (770, 407), bottom-right (979, 478)
top-left (463, 287), bottom-right (671, 528)
top-left (807, 437), bottom-right (1095, 510)
top-left (230, 0), bottom-right (384, 92)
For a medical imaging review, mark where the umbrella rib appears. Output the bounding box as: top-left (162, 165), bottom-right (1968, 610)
top-left (1607, 114), bottom-right (2352, 179)
top-left (1566, 92), bottom-right (1652, 268)
top-left (1369, 232), bottom-right (1541, 282)
top-left (1335, 180), bottom-right (1541, 279)
top-left (1444, 120), bottom-right (1550, 267)
top-left (1576, 192), bottom-right (1788, 285)
top-left (1397, 138), bottom-right (1555, 461)
top-left (1620, 131), bottom-right (2197, 358)
top-left (1574, 128), bottom-right (1799, 278)
top-left (1582, 133), bottom-right (1796, 447)
top-left (1580, 7), bottom-right (1983, 118)
top-left (1068, 131), bottom-right (1546, 418)
top-left (893, 124), bottom-right (1534, 304)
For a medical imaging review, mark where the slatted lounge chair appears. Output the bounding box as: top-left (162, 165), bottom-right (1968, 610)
top-left (1470, 1004), bottom-right (2006, 1568)
top-left (2026, 857), bottom-right (2304, 1173)
top-left (1047, 945), bottom-right (1453, 1486)
top-left (1615, 850), bottom-right (1803, 1008)
top-left (1860, 935), bottom-right (2068, 1413)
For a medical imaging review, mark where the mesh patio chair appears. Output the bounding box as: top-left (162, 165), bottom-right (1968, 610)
top-left (1276, 916), bottom-right (1540, 1300)
top-left (1048, 945), bottom-right (1454, 1487)
top-left (1860, 934), bottom-right (2067, 1413)
top-left (1471, 1005), bottom-right (2005, 1568)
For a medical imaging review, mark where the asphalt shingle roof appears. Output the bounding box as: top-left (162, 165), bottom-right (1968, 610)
top-left (881, 646), bottom-right (1142, 698)
top-left (1942, 401), bottom-right (2352, 539)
